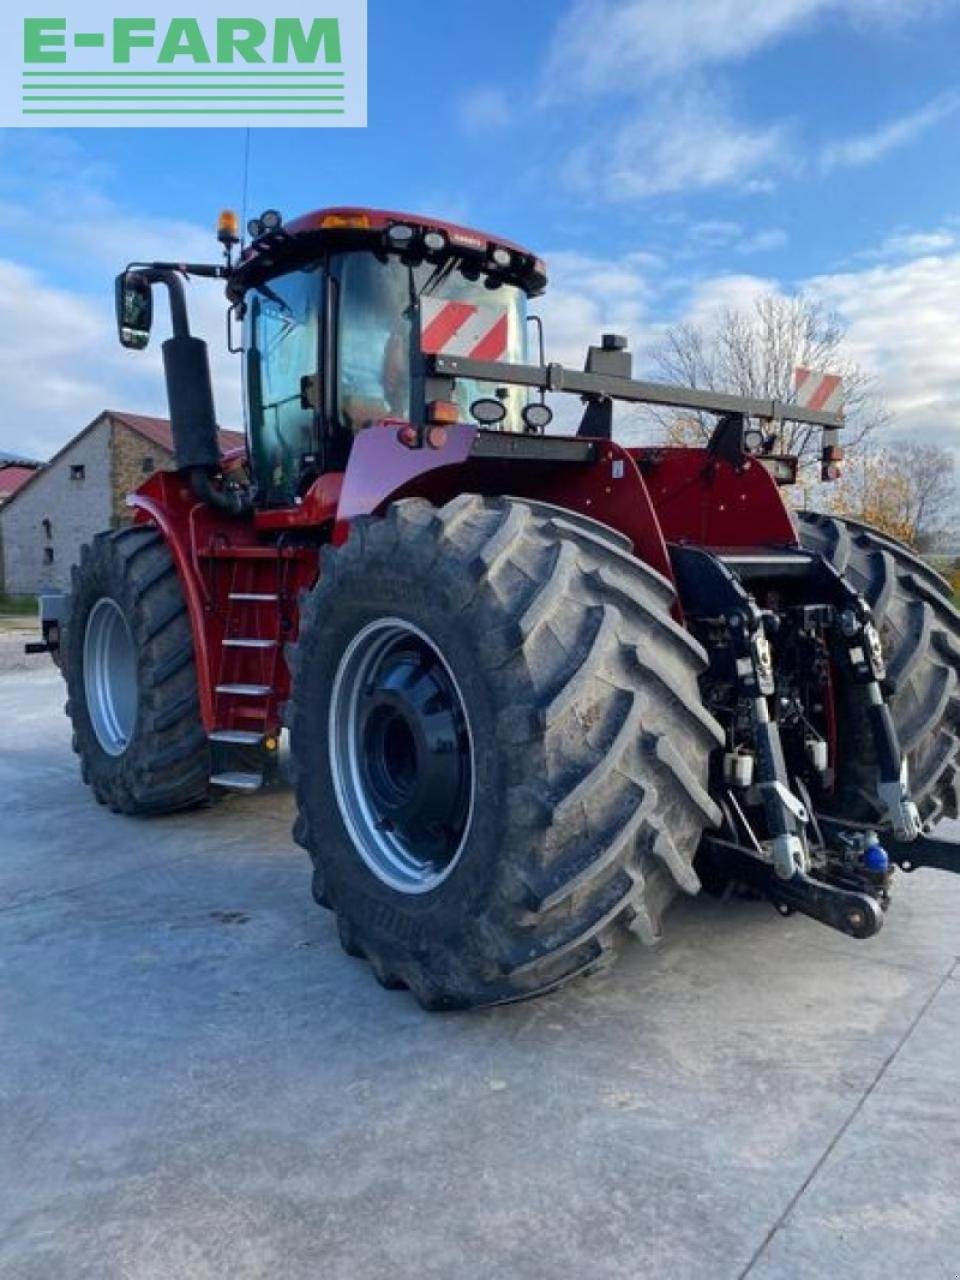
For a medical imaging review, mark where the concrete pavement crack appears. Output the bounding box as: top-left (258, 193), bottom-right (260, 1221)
top-left (736, 955), bottom-right (960, 1279)
top-left (0, 851), bottom-right (197, 917)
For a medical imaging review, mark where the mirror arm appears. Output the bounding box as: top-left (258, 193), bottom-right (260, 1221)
top-left (126, 265), bottom-right (191, 338)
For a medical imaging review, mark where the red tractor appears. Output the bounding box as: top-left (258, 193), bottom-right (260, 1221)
top-left (39, 205), bottom-right (960, 1008)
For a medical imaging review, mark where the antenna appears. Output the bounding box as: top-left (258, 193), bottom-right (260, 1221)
top-left (240, 128), bottom-right (252, 249)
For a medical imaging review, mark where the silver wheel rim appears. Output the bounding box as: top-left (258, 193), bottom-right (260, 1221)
top-left (329, 618), bottom-right (475, 895)
top-left (83, 597), bottom-right (138, 756)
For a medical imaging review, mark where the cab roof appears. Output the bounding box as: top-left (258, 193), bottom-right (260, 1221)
top-left (231, 205), bottom-right (548, 298)
top-left (284, 207), bottom-right (538, 259)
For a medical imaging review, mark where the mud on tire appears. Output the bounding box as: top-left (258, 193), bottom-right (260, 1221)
top-left (64, 525), bottom-right (210, 815)
top-left (289, 494), bottom-right (722, 1009)
top-left (798, 512), bottom-right (960, 826)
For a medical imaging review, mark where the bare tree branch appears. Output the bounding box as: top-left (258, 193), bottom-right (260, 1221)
top-left (629, 294), bottom-right (888, 461)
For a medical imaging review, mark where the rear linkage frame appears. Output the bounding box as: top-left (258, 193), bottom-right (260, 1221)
top-left (671, 542), bottom-right (952, 942)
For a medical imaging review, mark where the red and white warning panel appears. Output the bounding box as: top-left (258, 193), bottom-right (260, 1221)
top-left (793, 367), bottom-right (844, 414)
top-left (420, 297), bottom-right (510, 361)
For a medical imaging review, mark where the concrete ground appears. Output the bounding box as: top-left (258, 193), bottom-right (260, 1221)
top-left (2, 662), bottom-right (960, 1280)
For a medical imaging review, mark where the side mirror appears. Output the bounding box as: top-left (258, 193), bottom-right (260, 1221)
top-left (115, 271), bottom-right (153, 350)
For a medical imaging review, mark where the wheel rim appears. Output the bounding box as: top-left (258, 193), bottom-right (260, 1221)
top-left (329, 618), bottom-right (475, 894)
top-left (83, 597), bottom-right (138, 756)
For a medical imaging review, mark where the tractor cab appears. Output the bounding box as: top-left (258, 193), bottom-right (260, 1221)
top-left (115, 206), bottom-right (548, 512)
top-left (229, 208), bottom-right (545, 506)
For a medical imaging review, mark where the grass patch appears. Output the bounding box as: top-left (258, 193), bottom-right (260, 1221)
top-left (0, 594), bottom-right (36, 616)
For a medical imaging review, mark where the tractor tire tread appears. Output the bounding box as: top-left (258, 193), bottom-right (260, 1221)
top-left (64, 528), bottom-right (209, 815)
top-left (798, 511), bottom-right (960, 824)
top-left (290, 494), bottom-right (721, 1009)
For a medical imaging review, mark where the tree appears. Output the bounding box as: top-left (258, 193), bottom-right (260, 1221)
top-left (827, 440), bottom-right (957, 550)
top-left (641, 294), bottom-right (887, 464)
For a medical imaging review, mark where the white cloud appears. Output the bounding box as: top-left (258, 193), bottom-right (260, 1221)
top-left (850, 227), bottom-right (957, 262)
top-left (805, 253), bottom-right (960, 433)
top-left (539, 0), bottom-right (957, 201)
top-left (563, 87), bottom-right (787, 200)
top-left (737, 228), bottom-right (789, 254)
top-left (538, 250), bottom-right (658, 365)
top-left (0, 137), bottom-right (242, 460)
top-left (651, 249), bottom-right (960, 439)
top-left (881, 230), bottom-right (955, 256)
top-left (682, 272), bottom-right (780, 329)
top-left (821, 92), bottom-right (960, 169)
top-left (542, 0), bottom-right (943, 97)
top-left (457, 87), bottom-right (512, 134)
top-left (543, 0), bottom-right (821, 92)
top-left (690, 220), bottom-right (743, 245)
top-left (0, 256), bottom-right (242, 460)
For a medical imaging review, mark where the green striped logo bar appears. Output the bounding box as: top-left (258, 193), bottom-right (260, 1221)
top-left (5, 4), bottom-right (367, 127)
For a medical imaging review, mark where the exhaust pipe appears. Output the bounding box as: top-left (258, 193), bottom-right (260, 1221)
top-left (119, 265), bottom-right (251, 515)
top-left (161, 333), bottom-right (251, 515)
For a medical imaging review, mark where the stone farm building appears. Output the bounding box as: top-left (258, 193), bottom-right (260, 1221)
top-left (0, 411), bottom-right (243, 597)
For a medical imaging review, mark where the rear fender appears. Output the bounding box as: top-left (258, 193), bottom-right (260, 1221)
top-left (335, 424), bottom-right (674, 584)
top-left (630, 446), bottom-right (799, 549)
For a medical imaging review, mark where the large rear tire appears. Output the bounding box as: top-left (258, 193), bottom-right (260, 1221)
top-left (64, 525), bottom-right (210, 815)
top-left (798, 512), bottom-right (960, 825)
top-left (289, 495), bottom-right (722, 1009)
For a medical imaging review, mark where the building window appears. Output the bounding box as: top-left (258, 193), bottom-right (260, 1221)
top-left (142, 456), bottom-right (155, 474)
top-left (70, 464), bottom-right (86, 481)
top-left (41, 518), bottom-right (52, 539)
top-left (43, 547), bottom-right (54, 565)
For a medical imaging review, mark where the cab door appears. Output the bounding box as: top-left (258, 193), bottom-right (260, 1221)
top-left (244, 263), bottom-right (325, 506)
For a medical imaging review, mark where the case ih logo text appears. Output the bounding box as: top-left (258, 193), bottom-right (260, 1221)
top-left (6, 4), bottom-right (366, 127)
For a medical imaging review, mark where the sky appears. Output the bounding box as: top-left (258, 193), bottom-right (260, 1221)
top-left (3, 0), bottom-right (960, 457)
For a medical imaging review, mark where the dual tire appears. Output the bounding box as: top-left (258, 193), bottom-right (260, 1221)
top-left (798, 513), bottom-right (960, 826)
top-left (65, 526), bottom-right (209, 815)
top-left (289, 495), bottom-right (723, 1009)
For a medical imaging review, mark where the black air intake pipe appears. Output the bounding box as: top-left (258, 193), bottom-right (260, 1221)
top-left (163, 334), bottom-right (252, 515)
top-left (162, 335), bottom-right (220, 470)
top-left (133, 265), bottom-right (251, 516)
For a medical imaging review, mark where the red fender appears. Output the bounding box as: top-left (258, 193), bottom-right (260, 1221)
top-left (630, 447), bottom-right (799, 548)
top-left (334, 423), bottom-right (675, 584)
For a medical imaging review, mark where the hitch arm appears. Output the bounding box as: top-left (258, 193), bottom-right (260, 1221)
top-left (702, 837), bottom-right (884, 939)
top-left (882, 830), bottom-right (960, 875)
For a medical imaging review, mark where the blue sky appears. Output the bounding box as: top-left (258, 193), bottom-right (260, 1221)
top-left (3, 0), bottom-right (960, 455)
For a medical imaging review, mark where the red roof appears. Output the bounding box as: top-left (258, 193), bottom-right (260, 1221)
top-left (0, 464), bottom-right (40, 500)
top-left (107, 410), bottom-right (245, 454)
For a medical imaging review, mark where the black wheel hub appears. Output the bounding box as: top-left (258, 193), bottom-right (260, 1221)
top-left (358, 643), bottom-right (471, 866)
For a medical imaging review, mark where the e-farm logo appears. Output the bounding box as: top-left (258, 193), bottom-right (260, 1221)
top-left (2, 2), bottom-right (366, 127)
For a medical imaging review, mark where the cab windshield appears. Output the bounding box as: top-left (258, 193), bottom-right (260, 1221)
top-left (337, 253), bottom-right (528, 433)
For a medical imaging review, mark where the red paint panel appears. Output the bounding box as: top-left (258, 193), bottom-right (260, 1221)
top-left (335, 425), bottom-right (674, 586)
top-left (254, 472), bottom-right (343, 531)
top-left (631, 447), bottom-right (798, 549)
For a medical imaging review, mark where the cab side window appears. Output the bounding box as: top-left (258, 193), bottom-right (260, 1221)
top-left (246, 266), bottom-right (322, 506)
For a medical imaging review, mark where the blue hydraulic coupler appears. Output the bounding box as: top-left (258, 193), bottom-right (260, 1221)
top-left (862, 843), bottom-right (890, 874)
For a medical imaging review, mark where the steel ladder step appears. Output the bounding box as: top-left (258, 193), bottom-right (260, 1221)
top-left (229, 592), bottom-right (278, 602)
top-left (209, 729), bottom-right (264, 745)
top-left (223, 637), bottom-right (277, 649)
top-left (216, 682), bottom-right (272, 697)
top-left (210, 771), bottom-right (263, 792)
